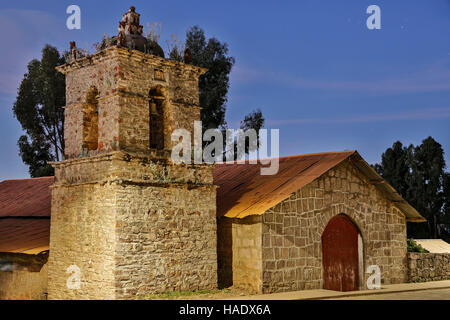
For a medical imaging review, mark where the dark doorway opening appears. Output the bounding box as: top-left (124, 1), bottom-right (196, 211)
top-left (149, 86), bottom-right (165, 150)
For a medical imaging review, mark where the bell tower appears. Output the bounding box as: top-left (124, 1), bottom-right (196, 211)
top-left (48, 7), bottom-right (217, 299)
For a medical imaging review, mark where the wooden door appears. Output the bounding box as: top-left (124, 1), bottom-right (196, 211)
top-left (322, 214), bottom-right (359, 292)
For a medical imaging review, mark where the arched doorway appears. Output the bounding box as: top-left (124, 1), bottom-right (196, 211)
top-left (322, 214), bottom-right (361, 292)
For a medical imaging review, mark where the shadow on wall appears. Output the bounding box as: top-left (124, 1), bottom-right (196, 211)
top-left (0, 251), bottom-right (48, 300)
top-left (217, 217), bottom-right (233, 289)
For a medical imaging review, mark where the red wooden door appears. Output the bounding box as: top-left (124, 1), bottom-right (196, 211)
top-left (322, 214), bottom-right (359, 292)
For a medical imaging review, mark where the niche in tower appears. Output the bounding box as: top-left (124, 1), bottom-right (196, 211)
top-left (82, 86), bottom-right (99, 151)
top-left (149, 86), bottom-right (165, 150)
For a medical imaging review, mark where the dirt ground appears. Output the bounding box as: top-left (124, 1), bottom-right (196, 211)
top-left (328, 288), bottom-right (450, 300)
top-left (136, 287), bottom-right (253, 300)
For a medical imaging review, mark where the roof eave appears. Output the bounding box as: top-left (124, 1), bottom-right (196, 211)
top-left (349, 152), bottom-right (426, 223)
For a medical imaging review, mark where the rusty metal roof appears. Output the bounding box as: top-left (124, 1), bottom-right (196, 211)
top-left (213, 151), bottom-right (425, 222)
top-left (0, 177), bottom-right (53, 253)
top-left (0, 151), bottom-right (425, 254)
top-left (0, 177), bottom-right (54, 218)
top-left (0, 219), bottom-right (50, 254)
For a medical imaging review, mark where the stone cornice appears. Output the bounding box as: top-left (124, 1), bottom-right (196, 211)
top-left (51, 178), bottom-right (217, 190)
top-left (56, 47), bottom-right (208, 76)
top-left (50, 150), bottom-right (214, 168)
top-left (63, 92), bottom-right (203, 110)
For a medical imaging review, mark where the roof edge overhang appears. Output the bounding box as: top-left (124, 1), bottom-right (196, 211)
top-left (348, 151), bottom-right (426, 223)
top-left (219, 150), bottom-right (426, 223)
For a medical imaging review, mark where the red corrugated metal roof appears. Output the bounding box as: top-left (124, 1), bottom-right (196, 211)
top-left (213, 151), bottom-right (425, 222)
top-left (0, 177), bottom-right (54, 217)
top-left (0, 177), bottom-right (53, 253)
top-left (0, 150), bottom-right (425, 254)
top-left (0, 219), bottom-right (50, 254)
top-left (214, 151), bottom-right (355, 218)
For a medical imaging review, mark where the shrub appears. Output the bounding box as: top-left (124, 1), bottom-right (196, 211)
top-left (407, 239), bottom-right (429, 253)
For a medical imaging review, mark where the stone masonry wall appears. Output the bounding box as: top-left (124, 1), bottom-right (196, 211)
top-left (110, 152), bottom-right (217, 298)
top-left (62, 51), bottom-right (121, 159)
top-left (48, 179), bottom-right (117, 300)
top-left (52, 45), bottom-right (216, 299)
top-left (408, 253), bottom-right (450, 282)
top-left (59, 47), bottom-right (205, 160)
top-left (49, 152), bottom-right (217, 299)
top-left (260, 160), bottom-right (408, 293)
top-left (231, 216), bottom-right (263, 293)
top-left (0, 253), bottom-right (48, 300)
top-left (114, 182), bottom-right (217, 298)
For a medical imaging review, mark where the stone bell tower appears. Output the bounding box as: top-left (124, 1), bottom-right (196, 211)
top-left (48, 7), bottom-right (217, 300)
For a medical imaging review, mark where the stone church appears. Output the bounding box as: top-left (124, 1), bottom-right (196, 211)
top-left (0, 7), bottom-right (425, 300)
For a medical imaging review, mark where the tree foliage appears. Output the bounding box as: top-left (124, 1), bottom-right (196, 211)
top-left (184, 26), bottom-right (265, 156)
top-left (375, 137), bottom-right (450, 240)
top-left (13, 45), bottom-right (66, 177)
top-left (373, 141), bottom-right (410, 197)
top-left (239, 109), bottom-right (265, 155)
top-left (407, 239), bottom-right (429, 253)
top-left (444, 173), bottom-right (450, 221)
top-left (185, 26), bottom-right (235, 131)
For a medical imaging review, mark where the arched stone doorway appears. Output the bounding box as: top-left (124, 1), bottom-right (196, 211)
top-left (322, 214), bottom-right (362, 292)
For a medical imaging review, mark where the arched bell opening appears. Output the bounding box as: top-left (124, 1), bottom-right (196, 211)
top-left (149, 86), bottom-right (166, 150)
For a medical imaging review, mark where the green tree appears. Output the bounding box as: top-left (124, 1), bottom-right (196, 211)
top-left (375, 137), bottom-right (449, 239)
top-left (239, 109), bottom-right (265, 154)
top-left (373, 141), bottom-right (411, 197)
top-left (184, 26), bottom-right (265, 156)
top-left (442, 173), bottom-right (450, 242)
top-left (13, 45), bottom-right (66, 177)
top-left (185, 26), bottom-right (235, 131)
top-left (408, 137), bottom-right (447, 239)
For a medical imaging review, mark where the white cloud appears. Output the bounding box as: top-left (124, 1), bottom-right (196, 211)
top-left (267, 106), bottom-right (450, 126)
top-left (231, 59), bottom-right (450, 95)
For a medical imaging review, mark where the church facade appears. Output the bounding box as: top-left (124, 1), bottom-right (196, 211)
top-left (215, 151), bottom-right (424, 293)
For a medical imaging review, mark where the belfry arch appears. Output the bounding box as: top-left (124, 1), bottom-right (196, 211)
top-left (82, 86), bottom-right (99, 152)
top-left (149, 86), bottom-right (166, 150)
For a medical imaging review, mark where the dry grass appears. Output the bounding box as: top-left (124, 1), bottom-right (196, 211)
top-left (134, 287), bottom-right (252, 300)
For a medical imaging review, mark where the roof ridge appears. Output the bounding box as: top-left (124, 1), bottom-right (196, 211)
top-left (217, 150), bottom-right (356, 165)
top-left (0, 176), bottom-right (54, 183)
top-left (0, 216), bottom-right (51, 220)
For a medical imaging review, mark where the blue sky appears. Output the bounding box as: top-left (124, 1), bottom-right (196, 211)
top-left (0, 0), bottom-right (449, 181)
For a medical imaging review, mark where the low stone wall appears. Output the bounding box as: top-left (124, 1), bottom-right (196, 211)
top-left (408, 252), bottom-right (450, 282)
top-left (0, 252), bottom-right (48, 300)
